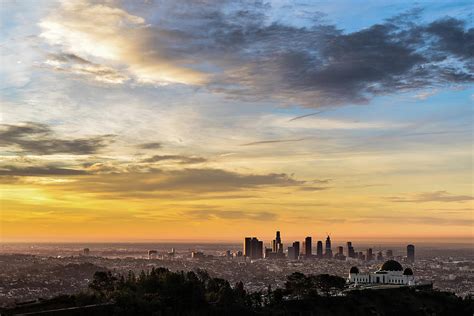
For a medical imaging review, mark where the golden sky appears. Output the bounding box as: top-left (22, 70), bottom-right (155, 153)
top-left (1, 0), bottom-right (473, 243)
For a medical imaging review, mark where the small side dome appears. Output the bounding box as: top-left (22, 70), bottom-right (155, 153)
top-left (350, 266), bottom-right (359, 274)
top-left (403, 268), bottom-right (413, 275)
top-left (380, 260), bottom-right (403, 271)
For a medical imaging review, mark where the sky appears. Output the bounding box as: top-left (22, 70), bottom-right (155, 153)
top-left (0, 0), bottom-right (473, 243)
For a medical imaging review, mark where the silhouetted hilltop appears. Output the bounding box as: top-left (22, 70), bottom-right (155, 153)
top-left (2, 268), bottom-right (472, 315)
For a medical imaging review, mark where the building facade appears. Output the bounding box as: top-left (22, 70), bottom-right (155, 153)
top-left (348, 260), bottom-right (415, 285)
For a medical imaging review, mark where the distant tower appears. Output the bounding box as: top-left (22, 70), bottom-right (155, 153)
top-left (347, 242), bottom-right (355, 258)
top-left (257, 240), bottom-right (263, 259)
top-left (287, 246), bottom-right (295, 260)
top-left (407, 244), bottom-right (415, 263)
top-left (293, 241), bottom-right (300, 259)
top-left (305, 237), bottom-right (312, 257)
top-left (251, 238), bottom-right (259, 259)
top-left (244, 237), bottom-right (263, 259)
top-left (386, 249), bottom-right (393, 259)
top-left (325, 236), bottom-right (332, 258)
top-left (265, 247), bottom-right (272, 258)
top-left (317, 241), bottom-right (323, 258)
top-left (276, 231), bottom-right (281, 244)
top-left (272, 240), bottom-right (277, 252)
top-left (83, 248), bottom-right (90, 256)
top-left (244, 237), bottom-right (252, 257)
top-left (270, 231), bottom-right (284, 254)
top-left (366, 248), bottom-right (373, 261)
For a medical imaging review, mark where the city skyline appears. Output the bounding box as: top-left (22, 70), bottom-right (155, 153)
top-left (243, 231), bottom-right (415, 262)
top-left (1, 0), bottom-right (473, 243)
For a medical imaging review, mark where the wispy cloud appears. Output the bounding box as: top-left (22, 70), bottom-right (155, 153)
top-left (240, 138), bottom-right (306, 146)
top-left (137, 142), bottom-right (162, 150)
top-left (350, 215), bottom-right (474, 227)
top-left (141, 155), bottom-right (207, 164)
top-left (185, 209), bottom-right (277, 221)
top-left (387, 191), bottom-right (474, 203)
top-left (288, 111), bottom-right (326, 122)
top-left (413, 89), bottom-right (439, 100)
top-left (43, 53), bottom-right (129, 84)
top-left (0, 165), bottom-right (87, 176)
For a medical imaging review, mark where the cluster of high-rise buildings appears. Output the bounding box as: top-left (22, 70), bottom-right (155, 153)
top-left (243, 231), bottom-right (415, 263)
top-left (243, 237), bottom-right (264, 259)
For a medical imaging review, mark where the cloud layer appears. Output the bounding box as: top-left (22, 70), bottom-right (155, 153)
top-left (38, 1), bottom-right (473, 107)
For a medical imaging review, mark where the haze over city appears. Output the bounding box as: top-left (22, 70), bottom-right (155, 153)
top-left (1, 0), bottom-right (473, 245)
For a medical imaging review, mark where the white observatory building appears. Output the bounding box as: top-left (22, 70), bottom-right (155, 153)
top-left (348, 260), bottom-right (415, 285)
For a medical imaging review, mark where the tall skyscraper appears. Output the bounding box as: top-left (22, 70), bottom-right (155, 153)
top-left (386, 249), bottom-right (393, 258)
top-left (407, 244), bottom-right (415, 263)
top-left (347, 241), bottom-right (355, 258)
top-left (276, 231), bottom-right (281, 244)
top-left (256, 240), bottom-right (263, 259)
top-left (288, 246), bottom-right (295, 260)
top-left (366, 248), bottom-right (373, 261)
top-left (317, 241), bottom-right (323, 258)
top-left (325, 235), bottom-right (333, 258)
top-left (265, 247), bottom-right (272, 258)
top-left (272, 231), bottom-right (283, 254)
top-left (305, 237), bottom-right (312, 257)
top-left (251, 238), bottom-right (258, 258)
top-left (244, 237), bottom-right (252, 257)
top-left (244, 237), bottom-right (263, 259)
top-left (293, 241), bottom-right (300, 259)
top-left (334, 246), bottom-right (346, 260)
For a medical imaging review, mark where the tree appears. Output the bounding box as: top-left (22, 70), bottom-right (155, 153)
top-left (88, 271), bottom-right (117, 298)
top-left (313, 274), bottom-right (346, 296)
top-left (285, 272), bottom-right (311, 298)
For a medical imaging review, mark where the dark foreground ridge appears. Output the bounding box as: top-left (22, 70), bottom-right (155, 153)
top-left (2, 268), bottom-right (472, 315)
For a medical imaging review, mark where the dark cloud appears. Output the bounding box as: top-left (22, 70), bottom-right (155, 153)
top-left (0, 165), bottom-right (87, 176)
top-left (141, 155), bottom-right (207, 164)
top-left (425, 18), bottom-right (474, 59)
top-left (0, 122), bottom-right (114, 155)
top-left (297, 186), bottom-right (329, 192)
top-left (137, 142), bottom-right (162, 150)
top-left (185, 209), bottom-right (277, 221)
top-left (52, 168), bottom-right (307, 195)
top-left (387, 191), bottom-right (473, 203)
top-left (133, 3), bottom-right (473, 107)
